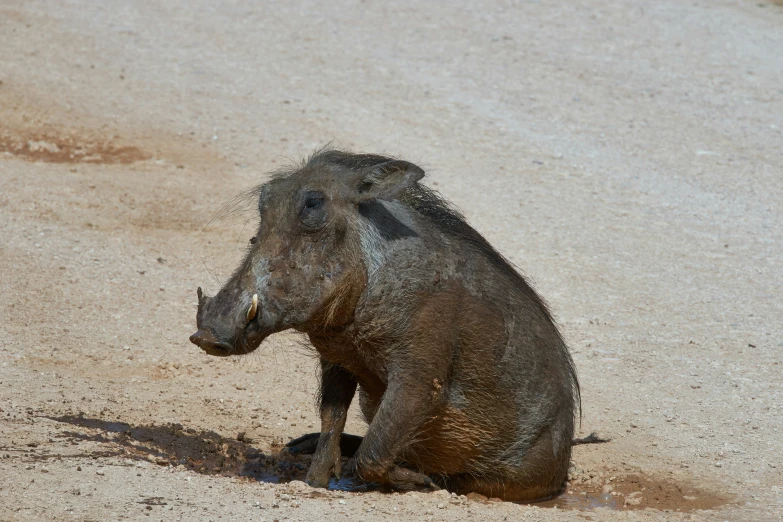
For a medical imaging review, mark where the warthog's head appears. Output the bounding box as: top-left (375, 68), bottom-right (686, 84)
top-left (189, 150), bottom-right (424, 356)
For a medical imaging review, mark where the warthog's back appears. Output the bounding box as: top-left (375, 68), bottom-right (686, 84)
top-left (348, 187), bottom-right (579, 498)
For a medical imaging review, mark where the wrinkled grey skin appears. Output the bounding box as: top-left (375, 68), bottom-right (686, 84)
top-left (190, 150), bottom-right (580, 501)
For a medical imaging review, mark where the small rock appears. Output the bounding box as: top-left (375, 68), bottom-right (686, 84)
top-left (432, 489), bottom-right (451, 499)
top-left (280, 494), bottom-right (291, 501)
top-left (338, 499), bottom-right (346, 505)
top-left (437, 503), bottom-right (446, 509)
top-left (602, 484), bottom-right (614, 494)
top-left (96, 470), bottom-right (105, 476)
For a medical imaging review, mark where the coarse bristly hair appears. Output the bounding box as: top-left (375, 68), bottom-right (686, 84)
top-left (298, 148), bottom-right (581, 419)
top-left (195, 146), bottom-right (585, 501)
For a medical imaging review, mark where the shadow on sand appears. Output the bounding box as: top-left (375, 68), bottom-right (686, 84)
top-left (45, 414), bottom-right (368, 491)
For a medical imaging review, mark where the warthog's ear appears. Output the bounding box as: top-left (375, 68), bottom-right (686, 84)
top-left (355, 160), bottom-right (425, 201)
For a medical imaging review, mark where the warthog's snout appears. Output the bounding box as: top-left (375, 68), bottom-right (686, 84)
top-left (190, 287), bottom-right (267, 357)
top-left (189, 328), bottom-right (234, 357)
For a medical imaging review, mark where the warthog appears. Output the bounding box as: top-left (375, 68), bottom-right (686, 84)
top-left (190, 149), bottom-right (581, 501)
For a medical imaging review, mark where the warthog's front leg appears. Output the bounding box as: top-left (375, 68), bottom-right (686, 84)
top-left (302, 359), bottom-right (357, 488)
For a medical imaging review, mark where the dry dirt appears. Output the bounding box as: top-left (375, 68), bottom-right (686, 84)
top-left (1, 1), bottom-right (781, 520)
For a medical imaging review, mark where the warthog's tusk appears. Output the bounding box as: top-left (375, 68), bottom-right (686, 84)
top-left (246, 294), bottom-right (258, 322)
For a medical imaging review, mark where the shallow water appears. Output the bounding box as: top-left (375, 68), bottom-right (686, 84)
top-left (537, 491), bottom-right (622, 510)
top-left (328, 474), bottom-right (375, 492)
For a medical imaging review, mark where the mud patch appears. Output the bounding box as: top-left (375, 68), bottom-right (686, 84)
top-left (44, 415), bottom-right (320, 484)
top-left (36, 415), bottom-right (730, 513)
top-left (535, 471), bottom-right (730, 512)
top-left (0, 131), bottom-right (148, 164)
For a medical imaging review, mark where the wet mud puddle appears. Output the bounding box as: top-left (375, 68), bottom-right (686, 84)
top-left (536, 473), bottom-right (730, 512)
top-left (324, 470), bottom-right (729, 513)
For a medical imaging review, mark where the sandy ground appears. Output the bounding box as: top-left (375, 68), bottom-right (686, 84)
top-left (1, 1), bottom-right (782, 520)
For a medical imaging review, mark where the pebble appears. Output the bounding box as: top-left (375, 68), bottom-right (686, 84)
top-left (437, 503), bottom-right (446, 509)
top-left (96, 470), bottom-right (105, 476)
top-left (602, 484), bottom-right (614, 494)
top-left (338, 499), bottom-right (346, 505)
top-left (624, 491), bottom-right (643, 506)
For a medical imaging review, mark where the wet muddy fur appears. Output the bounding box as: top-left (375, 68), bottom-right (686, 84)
top-left (191, 149), bottom-right (581, 501)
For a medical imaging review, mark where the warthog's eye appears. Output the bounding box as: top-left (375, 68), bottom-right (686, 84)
top-left (299, 190), bottom-right (328, 231)
top-left (249, 236), bottom-right (257, 245)
top-left (304, 196), bottom-right (323, 209)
